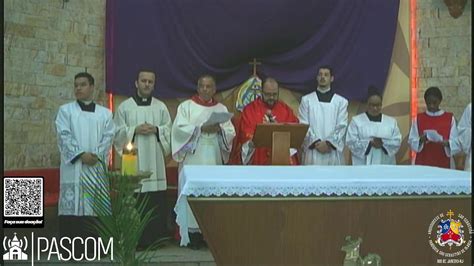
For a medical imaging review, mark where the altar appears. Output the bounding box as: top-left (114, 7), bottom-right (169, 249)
top-left (175, 165), bottom-right (472, 265)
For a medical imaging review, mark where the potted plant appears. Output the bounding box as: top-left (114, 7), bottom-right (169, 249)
top-left (83, 162), bottom-right (164, 265)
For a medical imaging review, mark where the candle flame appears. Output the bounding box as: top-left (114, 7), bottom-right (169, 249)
top-left (126, 142), bottom-right (133, 151)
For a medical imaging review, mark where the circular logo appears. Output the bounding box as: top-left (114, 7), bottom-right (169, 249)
top-left (428, 209), bottom-right (472, 258)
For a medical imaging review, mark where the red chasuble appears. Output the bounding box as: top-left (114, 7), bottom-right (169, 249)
top-left (228, 114), bottom-right (243, 165)
top-left (415, 112), bottom-right (453, 168)
top-left (239, 98), bottom-right (299, 165)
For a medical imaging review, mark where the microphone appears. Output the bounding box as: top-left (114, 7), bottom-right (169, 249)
top-left (265, 110), bottom-right (275, 123)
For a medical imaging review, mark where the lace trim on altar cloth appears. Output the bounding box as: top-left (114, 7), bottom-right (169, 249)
top-left (184, 185), bottom-right (470, 197)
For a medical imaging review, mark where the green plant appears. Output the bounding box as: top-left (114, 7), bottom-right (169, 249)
top-left (83, 162), bottom-right (162, 265)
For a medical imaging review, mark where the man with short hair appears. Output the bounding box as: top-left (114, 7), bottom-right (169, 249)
top-left (55, 72), bottom-right (115, 253)
top-left (171, 74), bottom-right (235, 249)
top-left (239, 77), bottom-right (299, 165)
top-left (114, 69), bottom-right (172, 248)
top-left (298, 66), bottom-right (348, 165)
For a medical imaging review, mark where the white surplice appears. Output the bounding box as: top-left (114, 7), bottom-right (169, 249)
top-left (171, 99), bottom-right (235, 230)
top-left (408, 110), bottom-right (461, 168)
top-left (458, 103), bottom-right (471, 171)
top-left (114, 97), bottom-right (172, 192)
top-left (346, 113), bottom-right (402, 165)
top-left (298, 91), bottom-right (348, 165)
top-left (55, 101), bottom-right (115, 216)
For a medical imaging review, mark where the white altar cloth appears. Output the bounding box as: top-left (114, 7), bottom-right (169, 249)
top-left (174, 165), bottom-right (471, 246)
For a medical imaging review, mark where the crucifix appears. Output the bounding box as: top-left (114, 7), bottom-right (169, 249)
top-left (249, 58), bottom-right (261, 76)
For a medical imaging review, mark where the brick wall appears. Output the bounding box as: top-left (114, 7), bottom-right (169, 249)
top-left (4, 0), bottom-right (106, 169)
top-left (416, 0), bottom-right (471, 119)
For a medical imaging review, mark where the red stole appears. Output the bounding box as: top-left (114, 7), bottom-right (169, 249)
top-left (191, 95), bottom-right (218, 107)
top-left (239, 98), bottom-right (299, 165)
top-left (415, 112), bottom-right (453, 168)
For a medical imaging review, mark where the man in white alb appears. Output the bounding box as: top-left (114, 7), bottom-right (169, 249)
top-left (298, 65), bottom-right (348, 165)
top-left (171, 74), bottom-right (235, 249)
top-left (458, 103), bottom-right (471, 171)
top-left (55, 72), bottom-right (115, 256)
top-left (114, 69), bottom-right (172, 248)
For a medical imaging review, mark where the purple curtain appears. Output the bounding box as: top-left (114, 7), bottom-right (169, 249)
top-left (106, 0), bottom-right (399, 101)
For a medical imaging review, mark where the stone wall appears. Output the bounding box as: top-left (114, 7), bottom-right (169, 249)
top-left (4, 0), bottom-right (106, 169)
top-left (416, 0), bottom-right (471, 119)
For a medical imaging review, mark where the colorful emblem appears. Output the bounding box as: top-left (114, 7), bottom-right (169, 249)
top-left (436, 210), bottom-right (464, 247)
top-left (235, 76), bottom-right (262, 112)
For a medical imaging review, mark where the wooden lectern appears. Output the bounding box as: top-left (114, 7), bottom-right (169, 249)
top-left (252, 123), bottom-right (309, 165)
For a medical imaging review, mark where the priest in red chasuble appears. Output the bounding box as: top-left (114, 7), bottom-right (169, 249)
top-left (239, 77), bottom-right (299, 165)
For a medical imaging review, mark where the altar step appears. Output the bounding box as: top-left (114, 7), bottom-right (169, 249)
top-left (144, 244), bottom-right (216, 266)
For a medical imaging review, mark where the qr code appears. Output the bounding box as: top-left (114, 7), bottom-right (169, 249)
top-left (3, 177), bottom-right (43, 217)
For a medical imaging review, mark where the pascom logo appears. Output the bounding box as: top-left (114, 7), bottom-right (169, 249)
top-left (3, 232), bottom-right (28, 260)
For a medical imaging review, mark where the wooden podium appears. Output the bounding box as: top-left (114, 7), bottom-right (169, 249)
top-left (253, 123), bottom-right (309, 165)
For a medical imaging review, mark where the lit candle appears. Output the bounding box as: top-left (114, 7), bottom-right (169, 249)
top-left (121, 142), bottom-right (137, 175)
